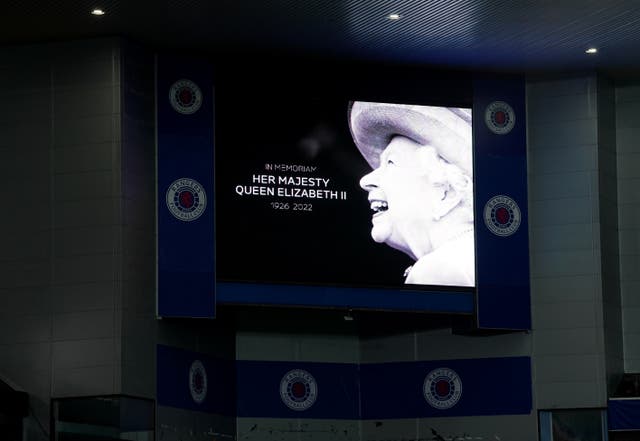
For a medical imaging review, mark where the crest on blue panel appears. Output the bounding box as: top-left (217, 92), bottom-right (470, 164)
top-left (166, 177), bottom-right (207, 222)
top-left (169, 79), bottom-right (203, 115)
top-left (484, 100), bottom-right (515, 135)
top-left (483, 195), bottom-right (521, 237)
top-left (423, 367), bottom-right (462, 409)
top-left (279, 369), bottom-right (318, 411)
top-left (189, 360), bottom-right (208, 404)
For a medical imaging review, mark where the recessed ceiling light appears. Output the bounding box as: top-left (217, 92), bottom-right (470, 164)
top-left (387, 13), bottom-right (401, 20)
top-left (585, 47), bottom-right (598, 54)
top-left (91, 8), bottom-right (105, 16)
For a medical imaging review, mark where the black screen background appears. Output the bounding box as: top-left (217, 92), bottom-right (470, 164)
top-left (213, 60), bottom-right (474, 293)
top-left (216, 93), bottom-right (414, 288)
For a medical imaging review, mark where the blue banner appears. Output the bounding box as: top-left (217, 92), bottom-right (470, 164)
top-left (232, 357), bottom-right (530, 419)
top-left (608, 399), bottom-right (640, 430)
top-left (158, 353), bottom-right (531, 419)
top-left (156, 345), bottom-right (235, 415)
top-left (473, 76), bottom-right (531, 330)
top-left (235, 360), bottom-right (360, 419)
top-left (360, 356), bottom-right (532, 419)
top-left (156, 56), bottom-right (215, 318)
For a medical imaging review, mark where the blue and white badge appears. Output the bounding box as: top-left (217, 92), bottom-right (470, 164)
top-left (169, 79), bottom-right (203, 115)
top-left (483, 195), bottom-right (521, 237)
top-left (189, 360), bottom-right (208, 404)
top-left (423, 367), bottom-right (462, 409)
top-left (166, 178), bottom-right (207, 222)
top-left (484, 100), bottom-right (515, 135)
top-left (279, 369), bottom-right (318, 411)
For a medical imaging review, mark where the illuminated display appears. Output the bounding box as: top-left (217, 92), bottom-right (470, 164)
top-left (216, 98), bottom-right (474, 293)
top-left (156, 58), bottom-right (530, 327)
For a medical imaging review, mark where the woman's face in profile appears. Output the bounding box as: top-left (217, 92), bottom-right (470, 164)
top-left (359, 136), bottom-right (444, 259)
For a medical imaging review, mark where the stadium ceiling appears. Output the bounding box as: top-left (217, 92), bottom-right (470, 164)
top-left (3, 0), bottom-right (640, 73)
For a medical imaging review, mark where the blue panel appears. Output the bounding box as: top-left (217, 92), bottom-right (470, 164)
top-left (608, 399), bottom-right (640, 431)
top-left (473, 76), bottom-right (531, 330)
top-left (235, 360), bottom-right (360, 419)
top-left (156, 56), bottom-right (215, 317)
top-left (360, 357), bottom-right (532, 419)
top-left (232, 357), bottom-right (531, 419)
top-left (539, 411), bottom-right (553, 441)
top-left (217, 282), bottom-right (474, 313)
top-left (157, 345), bottom-right (235, 415)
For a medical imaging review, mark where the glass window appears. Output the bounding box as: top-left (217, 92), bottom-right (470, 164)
top-left (540, 409), bottom-right (607, 441)
top-left (52, 395), bottom-right (154, 441)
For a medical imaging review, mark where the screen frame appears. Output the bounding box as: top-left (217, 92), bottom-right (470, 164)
top-left (156, 57), bottom-right (530, 328)
top-left (214, 97), bottom-right (477, 314)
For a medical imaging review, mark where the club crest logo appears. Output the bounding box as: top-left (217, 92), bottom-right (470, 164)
top-left (485, 101), bottom-right (515, 135)
top-left (423, 367), bottom-right (462, 409)
top-left (169, 79), bottom-right (203, 115)
top-left (189, 360), bottom-right (208, 404)
top-left (484, 195), bottom-right (521, 237)
top-left (279, 369), bottom-right (318, 411)
top-left (166, 178), bottom-right (207, 222)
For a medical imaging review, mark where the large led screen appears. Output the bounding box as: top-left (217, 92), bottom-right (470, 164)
top-left (157, 60), bottom-right (529, 326)
top-left (216, 98), bottom-right (475, 298)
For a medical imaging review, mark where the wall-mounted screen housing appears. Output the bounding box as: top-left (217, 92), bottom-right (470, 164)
top-left (156, 58), bottom-right (530, 328)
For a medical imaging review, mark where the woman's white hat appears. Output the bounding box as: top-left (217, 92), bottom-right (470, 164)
top-left (349, 101), bottom-right (472, 176)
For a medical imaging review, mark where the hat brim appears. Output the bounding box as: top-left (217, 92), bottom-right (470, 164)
top-left (349, 102), bottom-right (472, 176)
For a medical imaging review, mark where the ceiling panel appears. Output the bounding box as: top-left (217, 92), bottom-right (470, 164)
top-left (2, 0), bottom-right (640, 72)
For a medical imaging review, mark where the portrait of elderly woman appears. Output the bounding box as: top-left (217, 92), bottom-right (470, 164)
top-left (349, 101), bottom-right (475, 287)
